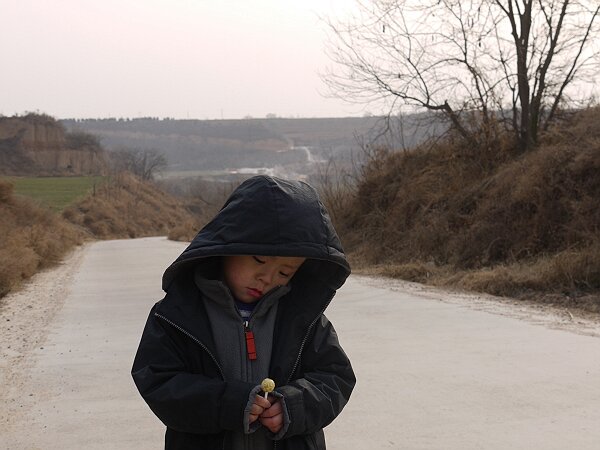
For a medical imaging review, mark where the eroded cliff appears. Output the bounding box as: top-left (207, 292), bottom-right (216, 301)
top-left (0, 114), bottom-right (108, 176)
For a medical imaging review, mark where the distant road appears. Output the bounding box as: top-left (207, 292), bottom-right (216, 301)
top-left (2, 237), bottom-right (600, 449)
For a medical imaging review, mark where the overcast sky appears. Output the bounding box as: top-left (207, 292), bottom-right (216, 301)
top-left (1, 0), bottom-right (367, 120)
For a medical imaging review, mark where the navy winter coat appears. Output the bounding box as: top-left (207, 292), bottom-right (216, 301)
top-left (132, 176), bottom-right (355, 449)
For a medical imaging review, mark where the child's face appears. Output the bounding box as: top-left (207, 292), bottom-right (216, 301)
top-left (222, 255), bottom-right (306, 303)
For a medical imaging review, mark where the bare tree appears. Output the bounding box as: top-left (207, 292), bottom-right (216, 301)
top-left (65, 130), bottom-right (101, 149)
top-left (324, 0), bottom-right (599, 152)
top-left (110, 148), bottom-right (167, 180)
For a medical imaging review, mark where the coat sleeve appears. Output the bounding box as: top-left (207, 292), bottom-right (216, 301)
top-left (276, 315), bottom-right (356, 438)
top-left (131, 307), bottom-right (256, 434)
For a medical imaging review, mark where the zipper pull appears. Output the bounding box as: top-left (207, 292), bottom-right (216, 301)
top-left (244, 321), bottom-right (257, 360)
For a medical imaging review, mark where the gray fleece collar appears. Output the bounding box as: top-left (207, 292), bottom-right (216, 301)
top-left (193, 267), bottom-right (291, 320)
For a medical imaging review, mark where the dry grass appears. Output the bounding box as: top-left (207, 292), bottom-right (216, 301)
top-left (0, 180), bottom-right (84, 298)
top-left (63, 172), bottom-right (198, 239)
top-left (355, 261), bottom-right (443, 284)
top-left (437, 242), bottom-right (600, 312)
top-left (334, 107), bottom-right (600, 313)
top-left (160, 177), bottom-right (237, 242)
top-left (167, 220), bottom-right (199, 242)
top-left (1, 172), bottom-right (198, 299)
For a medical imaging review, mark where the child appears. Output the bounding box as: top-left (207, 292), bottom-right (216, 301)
top-left (132, 175), bottom-right (355, 450)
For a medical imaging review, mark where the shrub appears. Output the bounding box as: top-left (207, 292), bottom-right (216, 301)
top-left (338, 107), bottom-right (600, 310)
top-left (62, 173), bottom-right (196, 240)
top-left (0, 189), bottom-right (83, 299)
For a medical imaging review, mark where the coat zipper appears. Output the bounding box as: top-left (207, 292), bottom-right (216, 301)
top-left (155, 313), bottom-right (227, 450)
top-left (154, 312), bottom-right (226, 380)
top-left (157, 289), bottom-right (334, 450)
top-left (244, 320), bottom-right (257, 360)
top-left (285, 293), bottom-right (335, 384)
top-left (274, 293), bottom-right (335, 450)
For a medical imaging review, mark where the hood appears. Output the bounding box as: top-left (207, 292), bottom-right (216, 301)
top-left (162, 175), bottom-right (350, 294)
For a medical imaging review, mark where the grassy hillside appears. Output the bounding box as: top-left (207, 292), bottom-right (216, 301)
top-left (9, 176), bottom-right (106, 211)
top-left (63, 173), bottom-right (197, 239)
top-left (0, 180), bottom-right (84, 297)
top-left (0, 173), bottom-right (197, 300)
top-left (331, 107), bottom-right (600, 313)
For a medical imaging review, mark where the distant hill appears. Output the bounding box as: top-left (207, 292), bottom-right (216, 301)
top-left (61, 116), bottom-right (444, 178)
top-left (0, 114), bottom-right (108, 176)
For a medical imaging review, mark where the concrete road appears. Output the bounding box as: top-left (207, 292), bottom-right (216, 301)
top-left (2, 237), bottom-right (600, 449)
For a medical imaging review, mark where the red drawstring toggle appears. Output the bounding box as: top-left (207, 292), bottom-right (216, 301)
top-left (245, 330), bottom-right (257, 360)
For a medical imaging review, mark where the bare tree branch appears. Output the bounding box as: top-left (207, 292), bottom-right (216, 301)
top-left (323, 0), bottom-right (600, 152)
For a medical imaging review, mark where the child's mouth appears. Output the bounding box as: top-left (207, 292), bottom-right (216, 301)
top-left (247, 288), bottom-right (263, 299)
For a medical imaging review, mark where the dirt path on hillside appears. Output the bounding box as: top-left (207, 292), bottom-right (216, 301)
top-left (1, 237), bottom-right (600, 449)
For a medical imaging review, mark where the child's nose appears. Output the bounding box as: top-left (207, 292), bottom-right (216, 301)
top-left (257, 270), bottom-right (274, 286)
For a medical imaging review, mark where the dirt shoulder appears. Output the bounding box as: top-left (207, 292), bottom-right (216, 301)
top-left (354, 274), bottom-right (600, 338)
top-left (0, 243), bottom-right (88, 430)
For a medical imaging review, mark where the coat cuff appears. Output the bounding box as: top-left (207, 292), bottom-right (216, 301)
top-left (220, 380), bottom-right (257, 431)
top-left (243, 388), bottom-right (291, 439)
top-left (269, 390), bottom-right (291, 440)
top-left (243, 385), bottom-right (264, 434)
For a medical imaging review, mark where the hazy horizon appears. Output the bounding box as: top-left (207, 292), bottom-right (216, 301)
top-left (0, 0), bottom-right (375, 121)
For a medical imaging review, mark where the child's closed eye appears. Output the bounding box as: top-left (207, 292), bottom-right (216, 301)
top-left (253, 256), bottom-right (266, 264)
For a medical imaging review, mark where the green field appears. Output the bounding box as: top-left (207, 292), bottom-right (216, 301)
top-left (6, 176), bottom-right (107, 211)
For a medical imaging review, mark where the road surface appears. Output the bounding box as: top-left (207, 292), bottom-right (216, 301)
top-left (1, 237), bottom-right (600, 449)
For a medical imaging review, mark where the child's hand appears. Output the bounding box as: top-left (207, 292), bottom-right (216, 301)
top-left (259, 397), bottom-right (284, 433)
top-left (249, 394), bottom-right (272, 424)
